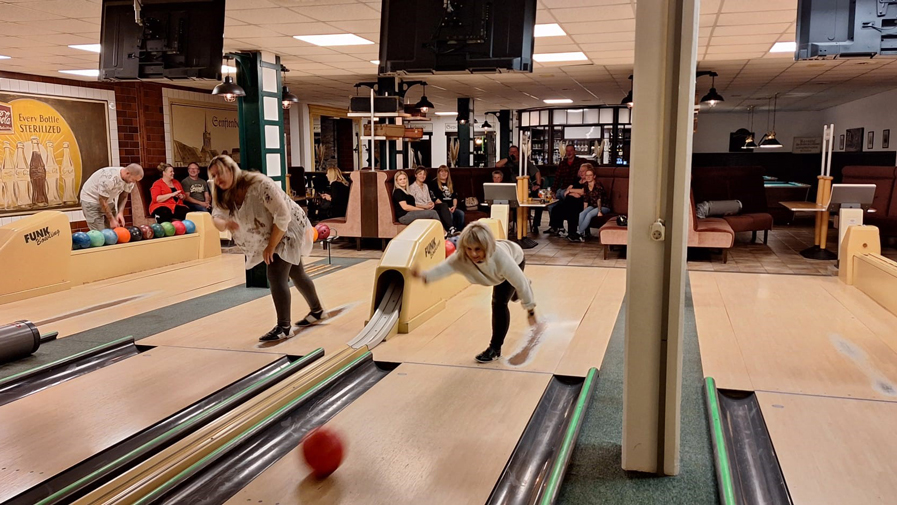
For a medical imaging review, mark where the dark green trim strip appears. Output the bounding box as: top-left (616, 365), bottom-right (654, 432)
top-left (704, 377), bottom-right (736, 505)
top-left (0, 336), bottom-right (133, 385)
top-left (135, 351), bottom-right (373, 505)
top-left (539, 367), bottom-right (598, 505)
top-left (35, 349), bottom-right (324, 505)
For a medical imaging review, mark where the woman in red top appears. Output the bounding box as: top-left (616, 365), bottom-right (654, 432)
top-left (149, 163), bottom-right (189, 223)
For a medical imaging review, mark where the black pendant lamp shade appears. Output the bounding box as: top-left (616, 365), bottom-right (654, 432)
top-left (212, 75), bottom-right (245, 103)
top-left (482, 120), bottom-right (492, 129)
top-left (742, 106), bottom-right (757, 149)
top-left (759, 94), bottom-right (783, 149)
top-left (700, 73), bottom-right (724, 105)
top-left (281, 85), bottom-right (299, 109)
top-left (414, 84), bottom-right (434, 112)
top-left (621, 74), bottom-right (634, 108)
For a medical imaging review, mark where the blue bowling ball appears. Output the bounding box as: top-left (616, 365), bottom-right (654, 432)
top-left (102, 228), bottom-right (118, 245)
top-left (182, 219), bottom-right (196, 234)
top-left (72, 232), bottom-right (90, 250)
top-left (448, 235), bottom-right (460, 248)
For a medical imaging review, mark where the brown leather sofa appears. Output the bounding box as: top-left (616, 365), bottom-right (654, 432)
top-left (319, 167), bottom-right (495, 247)
top-left (598, 192), bottom-right (735, 262)
top-left (691, 166), bottom-right (774, 244)
top-left (841, 165), bottom-right (897, 239)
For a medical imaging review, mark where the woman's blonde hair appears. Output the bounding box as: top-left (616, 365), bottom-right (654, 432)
top-left (326, 166), bottom-right (349, 186)
top-left (392, 170), bottom-right (409, 193)
top-left (457, 222), bottom-right (496, 262)
top-left (209, 154), bottom-right (264, 213)
top-left (435, 165), bottom-right (453, 193)
top-left (157, 162), bottom-right (173, 174)
top-left (581, 163), bottom-right (596, 177)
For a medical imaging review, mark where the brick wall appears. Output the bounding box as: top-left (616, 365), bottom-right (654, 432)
top-left (0, 72), bottom-right (202, 232)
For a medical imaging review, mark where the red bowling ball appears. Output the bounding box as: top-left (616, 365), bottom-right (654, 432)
top-left (301, 427), bottom-right (344, 479)
top-left (316, 223), bottom-right (331, 240)
top-left (445, 239), bottom-right (456, 257)
top-left (172, 220), bottom-right (187, 235)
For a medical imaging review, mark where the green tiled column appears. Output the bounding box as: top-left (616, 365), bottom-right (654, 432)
top-left (233, 52), bottom-right (288, 288)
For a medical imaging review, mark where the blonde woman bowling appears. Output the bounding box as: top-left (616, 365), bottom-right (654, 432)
top-left (209, 155), bottom-right (326, 341)
top-left (411, 222), bottom-right (537, 363)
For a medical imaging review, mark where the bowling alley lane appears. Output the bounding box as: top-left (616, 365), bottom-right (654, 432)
top-left (0, 346), bottom-right (279, 503)
top-left (226, 363), bottom-right (551, 505)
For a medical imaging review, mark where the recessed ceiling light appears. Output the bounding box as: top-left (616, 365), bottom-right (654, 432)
top-left (59, 69), bottom-right (100, 77)
top-left (221, 64), bottom-right (237, 74)
top-left (69, 44), bottom-right (101, 53)
top-left (770, 41), bottom-right (796, 53)
top-left (533, 52), bottom-right (588, 63)
top-left (534, 23), bottom-right (566, 38)
top-left (544, 98), bottom-right (573, 104)
top-left (293, 34), bottom-right (373, 47)
top-left (370, 60), bottom-right (380, 65)
top-left (0, 55), bottom-right (10, 60)
top-left (435, 112), bottom-right (458, 116)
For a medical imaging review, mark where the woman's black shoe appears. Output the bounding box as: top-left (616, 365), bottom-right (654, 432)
top-left (259, 325), bottom-right (290, 341)
top-left (475, 347), bottom-right (501, 363)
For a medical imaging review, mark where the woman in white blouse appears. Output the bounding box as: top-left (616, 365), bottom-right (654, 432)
top-left (209, 155), bottom-right (325, 341)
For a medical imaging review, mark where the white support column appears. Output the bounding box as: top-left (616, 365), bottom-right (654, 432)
top-left (623, 0), bottom-right (699, 475)
top-left (295, 102), bottom-right (313, 170)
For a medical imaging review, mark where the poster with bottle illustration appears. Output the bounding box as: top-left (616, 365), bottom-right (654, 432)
top-left (0, 92), bottom-right (112, 216)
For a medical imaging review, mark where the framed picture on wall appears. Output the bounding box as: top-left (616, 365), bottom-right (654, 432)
top-left (867, 131), bottom-right (875, 150)
top-left (839, 134), bottom-right (845, 150)
top-left (884, 129), bottom-right (890, 149)
top-left (845, 127), bottom-right (864, 152)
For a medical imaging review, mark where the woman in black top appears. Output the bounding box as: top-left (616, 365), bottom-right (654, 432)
top-left (392, 171), bottom-right (440, 225)
top-left (429, 165), bottom-right (464, 230)
top-left (322, 167), bottom-right (350, 218)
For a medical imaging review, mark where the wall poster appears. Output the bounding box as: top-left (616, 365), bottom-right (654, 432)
top-left (0, 91), bottom-right (112, 216)
top-left (169, 100), bottom-right (240, 166)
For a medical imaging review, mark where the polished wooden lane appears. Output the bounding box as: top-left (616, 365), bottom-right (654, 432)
top-left (373, 265), bottom-right (624, 376)
top-left (0, 346), bottom-right (278, 502)
top-left (0, 254), bottom-right (249, 338)
top-left (691, 271), bottom-right (897, 400)
top-left (757, 391), bottom-right (897, 505)
top-left (139, 260), bottom-right (377, 356)
top-left (226, 363), bottom-right (551, 505)
top-left (689, 271), bottom-right (754, 391)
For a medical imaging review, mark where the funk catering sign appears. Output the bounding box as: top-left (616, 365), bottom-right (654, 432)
top-left (0, 92), bottom-right (112, 216)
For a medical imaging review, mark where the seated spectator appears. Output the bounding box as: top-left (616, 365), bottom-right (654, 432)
top-left (409, 167), bottom-right (456, 234)
top-left (149, 162), bottom-right (189, 223)
top-left (321, 167), bottom-right (351, 218)
top-left (181, 162), bottom-right (212, 212)
top-left (545, 164), bottom-right (589, 238)
top-left (430, 165), bottom-right (465, 230)
top-left (492, 170), bottom-right (504, 183)
top-left (575, 165), bottom-right (608, 241)
top-left (392, 171), bottom-right (442, 230)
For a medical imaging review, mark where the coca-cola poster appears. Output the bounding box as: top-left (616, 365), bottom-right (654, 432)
top-left (0, 92), bottom-right (111, 216)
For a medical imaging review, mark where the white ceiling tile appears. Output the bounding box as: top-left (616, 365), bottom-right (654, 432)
top-left (295, 3), bottom-right (380, 21)
top-left (20, 0), bottom-right (101, 18)
top-left (225, 25), bottom-right (281, 38)
top-left (551, 5), bottom-right (634, 22)
top-left (228, 8), bottom-right (314, 24)
top-left (563, 19), bottom-right (635, 34)
top-left (712, 23), bottom-right (792, 36)
top-left (0, 4), bottom-right (65, 22)
top-left (721, 0), bottom-right (797, 12)
top-left (227, 0), bottom-right (279, 9)
top-left (716, 11), bottom-right (795, 26)
top-left (261, 22), bottom-right (340, 36)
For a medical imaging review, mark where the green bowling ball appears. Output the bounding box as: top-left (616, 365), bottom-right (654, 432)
top-left (86, 230), bottom-right (105, 247)
top-left (151, 223), bottom-right (164, 238)
top-left (161, 222), bottom-right (176, 237)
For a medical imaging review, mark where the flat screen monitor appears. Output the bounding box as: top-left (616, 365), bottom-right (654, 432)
top-left (826, 184), bottom-right (877, 211)
top-left (100, 0), bottom-right (226, 80)
top-left (484, 183), bottom-right (519, 204)
top-left (379, 0), bottom-right (537, 74)
top-left (796, 0), bottom-right (897, 59)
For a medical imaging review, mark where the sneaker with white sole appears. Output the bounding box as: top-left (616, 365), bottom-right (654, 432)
top-left (259, 325), bottom-right (291, 341)
top-left (295, 310), bottom-right (326, 327)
